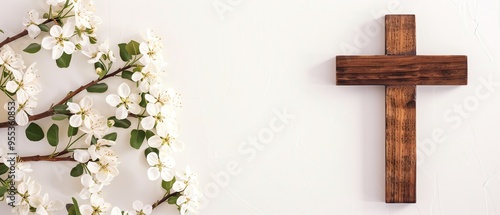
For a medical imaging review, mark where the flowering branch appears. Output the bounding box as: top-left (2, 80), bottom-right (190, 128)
top-left (152, 192), bottom-right (180, 209)
top-left (0, 65), bottom-right (132, 128)
top-left (0, 19), bottom-right (54, 49)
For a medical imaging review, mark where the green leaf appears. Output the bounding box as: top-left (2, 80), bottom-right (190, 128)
top-left (118, 43), bottom-right (132, 61)
top-left (53, 104), bottom-right (70, 115)
top-left (139, 93), bottom-right (147, 108)
top-left (47, 124), bottom-right (59, 147)
top-left (125, 40), bottom-right (141, 55)
top-left (38, 24), bottom-right (49, 32)
top-left (121, 70), bottom-right (134, 81)
top-left (71, 197), bottom-right (82, 215)
top-left (67, 125), bottom-right (78, 137)
top-left (130, 129), bottom-right (146, 149)
top-left (144, 147), bottom-right (159, 158)
top-left (91, 135), bottom-right (97, 145)
top-left (0, 186), bottom-right (7, 197)
top-left (162, 177), bottom-right (176, 191)
top-left (23, 43), bottom-right (41, 54)
top-left (108, 117), bottom-right (131, 128)
top-left (70, 164), bottom-right (84, 177)
top-left (86, 83), bottom-right (108, 93)
top-left (102, 132), bottom-right (117, 141)
top-left (52, 114), bottom-right (68, 121)
top-left (26, 123), bottom-right (44, 141)
top-left (0, 163), bottom-right (8, 175)
top-left (0, 29), bottom-right (3, 34)
top-left (167, 194), bottom-right (180, 205)
top-left (56, 52), bottom-right (72, 68)
top-left (145, 130), bottom-right (155, 140)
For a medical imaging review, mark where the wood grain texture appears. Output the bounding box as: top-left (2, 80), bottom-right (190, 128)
top-left (385, 85), bottom-right (416, 203)
top-left (336, 55), bottom-right (467, 85)
top-left (385, 14), bottom-right (417, 203)
top-left (386, 15), bottom-right (415, 55)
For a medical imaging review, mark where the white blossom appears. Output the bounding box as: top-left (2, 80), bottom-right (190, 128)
top-left (147, 122), bottom-right (184, 153)
top-left (147, 151), bottom-right (175, 181)
top-left (129, 201), bottom-right (152, 215)
top-left (82, 39), bottom-right (115, 64)
top-left (80, 194), bottom-right (111, 215)
top-left (74, 150), bottom-right (91, 163)
top-left (0, 45), bottom-right (26, 74)
top-left (141, 103), bottom-right (176, 135)
top-left (23, 10), bottom-right (47, 38)
top-left (67, 96), bottom-right (95, 128)
top-left (79, 174), bottom-right (104, 200)
top-left (88, 139), bottom-right (115, 161)
top-left (79, 113), bottom-right (109, 141)
top-left (15, 177), bottom-right (42, 208)
top-left (6, 62), bottom-right (42, 101)
top-left (131, 63), bottom-right (161, 92)
top-left (106, 83), bottom-right (141, 119)
top-left (42, 22), bottom-right (75, 59)
top-left (87, 155), bottom-right (119, 183)
top-left (32, 193), bottom-right (64, 215)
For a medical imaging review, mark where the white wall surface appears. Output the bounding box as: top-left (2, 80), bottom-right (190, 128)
top-left (1, 0), bottom-right (500, 214)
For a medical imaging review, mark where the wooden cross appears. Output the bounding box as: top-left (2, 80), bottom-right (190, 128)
top-left (336, 15), bottom-right (467, 203)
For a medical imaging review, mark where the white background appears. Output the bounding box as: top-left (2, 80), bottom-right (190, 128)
top-left (1, 0), bottom-right (500, 214)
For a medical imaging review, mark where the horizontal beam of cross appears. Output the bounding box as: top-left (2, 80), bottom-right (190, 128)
top-left (336, 55), bottom-right (467, 85)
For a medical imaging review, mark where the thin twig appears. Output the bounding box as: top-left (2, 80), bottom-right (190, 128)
top-left (152, 192), bottom-right (180, 209)
top-left (0, 65), bottom-right (132, 128)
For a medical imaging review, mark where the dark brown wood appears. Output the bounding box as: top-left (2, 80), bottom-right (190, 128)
top-left (384, 14), bottom-right (417, 203)
top-left (336, 55), bottom-right (467, 85)
top-left (336, 14), bottom-right (469, 203)
top-left (385, 85), bottom-right (416, 203)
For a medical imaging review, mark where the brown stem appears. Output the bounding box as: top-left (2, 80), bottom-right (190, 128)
top-left (152, 192), bottom-right (180, 209)
top-left (0, 149), bottom-right (73, 163)
top-left (0, 19), bottom-right (53, 49)
top-left (0, 65), bottom-right (132, 128)
top-left (20, 155), bottom-right (74, 162)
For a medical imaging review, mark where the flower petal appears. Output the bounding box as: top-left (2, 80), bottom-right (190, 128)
top-left (49, 25), bottom-right (63, 37)
top-left (15, 111), bottom-right (29, 126)
top-left (52, 44), bottom-right (64, 59)
top-left (161, 168), bottom-right (174, 181)
top-left (141, 116), bottom-right (155, 130)
top-left (132, 200), bottom-right (143, 211)
top-left (147, 167), bottom-right (160, 180)
top-left (41, 37), bottom-right (56, 49)
top-left (106, 94), bottom-right (121, 107)
top-left (69, 115), bottom-right (83, 127)
top-left (79, 96), bottom-right (93, 109)
top-left (115, 106), bottom-right (128, 120)
top-left (63, 41), bottom-right (75, 54)
top-left (147, 135), bottom-right (162, 148)
top-left (117, 83), bottom-right (130, 98)
top-left (146, 153), bottom-right (159, 166)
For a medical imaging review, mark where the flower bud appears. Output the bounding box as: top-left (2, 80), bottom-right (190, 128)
top-left (107, 119), bottom-right (114, 127)
top-left (96, 67), bottom-right (103, 76)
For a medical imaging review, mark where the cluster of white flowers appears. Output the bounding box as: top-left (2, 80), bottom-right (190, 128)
top-left (0, 148), bottom-right (64, 215)
top-left (174, 166), bottom-right (201, 215)
top-left (0, 45), bottom-right (42, 126)
top-left (39, 0), bottom-right (102, 60)
top-left (13, 177), bottom-right (64, 215)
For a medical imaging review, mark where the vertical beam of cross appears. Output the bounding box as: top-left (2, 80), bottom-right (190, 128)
top-left (385, 15), bottom-right (417, 203)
